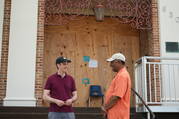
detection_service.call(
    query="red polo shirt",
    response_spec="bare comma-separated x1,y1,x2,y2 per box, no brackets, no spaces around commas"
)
44,73,76,112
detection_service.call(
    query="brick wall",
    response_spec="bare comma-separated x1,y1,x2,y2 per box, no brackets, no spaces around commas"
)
151,0,161,102
139,30,151,56
150,0,160,56
35,0,45,106
140,0,160,57
0,0,11,105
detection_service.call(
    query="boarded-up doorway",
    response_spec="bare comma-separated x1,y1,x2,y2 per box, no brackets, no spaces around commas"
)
44,16,140,107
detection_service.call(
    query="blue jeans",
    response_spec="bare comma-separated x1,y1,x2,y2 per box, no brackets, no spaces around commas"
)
48,112,75,119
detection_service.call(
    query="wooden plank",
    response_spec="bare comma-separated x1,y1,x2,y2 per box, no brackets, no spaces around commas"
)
44,16,140,107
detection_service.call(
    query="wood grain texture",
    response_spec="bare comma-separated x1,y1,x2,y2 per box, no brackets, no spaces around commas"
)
44,16,140,107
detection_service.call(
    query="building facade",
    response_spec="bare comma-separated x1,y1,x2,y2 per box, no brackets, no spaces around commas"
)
0,0,178,111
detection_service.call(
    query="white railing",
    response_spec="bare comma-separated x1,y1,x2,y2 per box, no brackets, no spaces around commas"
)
135,56,179,112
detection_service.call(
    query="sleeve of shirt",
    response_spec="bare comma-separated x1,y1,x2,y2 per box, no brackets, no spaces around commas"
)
112,75,128,98
71,78,77,92
44,78,51,90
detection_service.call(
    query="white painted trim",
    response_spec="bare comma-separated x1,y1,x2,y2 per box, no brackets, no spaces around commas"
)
3,97,36,107
0,0,5,65
137,105,179,112
149,106,179,112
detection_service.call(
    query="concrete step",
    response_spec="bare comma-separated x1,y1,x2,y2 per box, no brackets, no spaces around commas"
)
155,113,179,119
0,107,146,119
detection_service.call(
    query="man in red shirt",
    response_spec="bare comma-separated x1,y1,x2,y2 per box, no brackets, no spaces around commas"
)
102,53,131,119
43,57,77,119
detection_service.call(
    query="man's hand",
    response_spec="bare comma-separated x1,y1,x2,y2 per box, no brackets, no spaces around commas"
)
54,99,65,107
101,106,107,119
65,99,73,106
101,106,107,113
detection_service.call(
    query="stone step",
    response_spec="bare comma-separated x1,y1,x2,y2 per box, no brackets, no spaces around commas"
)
1,106,179,119
0,107,146,119
0,112,146,119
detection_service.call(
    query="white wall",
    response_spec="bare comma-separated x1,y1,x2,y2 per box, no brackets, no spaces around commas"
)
0,0,5,65
3,0,39,106
159,0,179,57
158,0,179,104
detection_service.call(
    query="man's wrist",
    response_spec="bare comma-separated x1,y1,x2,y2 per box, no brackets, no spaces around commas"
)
102,105,107,112
104,104,109,111
71,98,75,103
52,98,58,103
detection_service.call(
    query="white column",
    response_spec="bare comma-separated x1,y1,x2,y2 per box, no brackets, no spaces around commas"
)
0,0,5,64
3,0,39,106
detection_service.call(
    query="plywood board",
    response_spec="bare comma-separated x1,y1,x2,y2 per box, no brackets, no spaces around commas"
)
44,16,140,107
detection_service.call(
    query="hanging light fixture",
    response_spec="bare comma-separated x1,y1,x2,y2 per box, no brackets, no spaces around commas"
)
93,4,104,22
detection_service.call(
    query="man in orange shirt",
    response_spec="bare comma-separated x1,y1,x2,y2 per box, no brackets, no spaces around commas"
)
102,53,131,119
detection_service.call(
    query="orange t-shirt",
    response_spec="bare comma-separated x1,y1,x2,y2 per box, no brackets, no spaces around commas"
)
105,67,131,119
